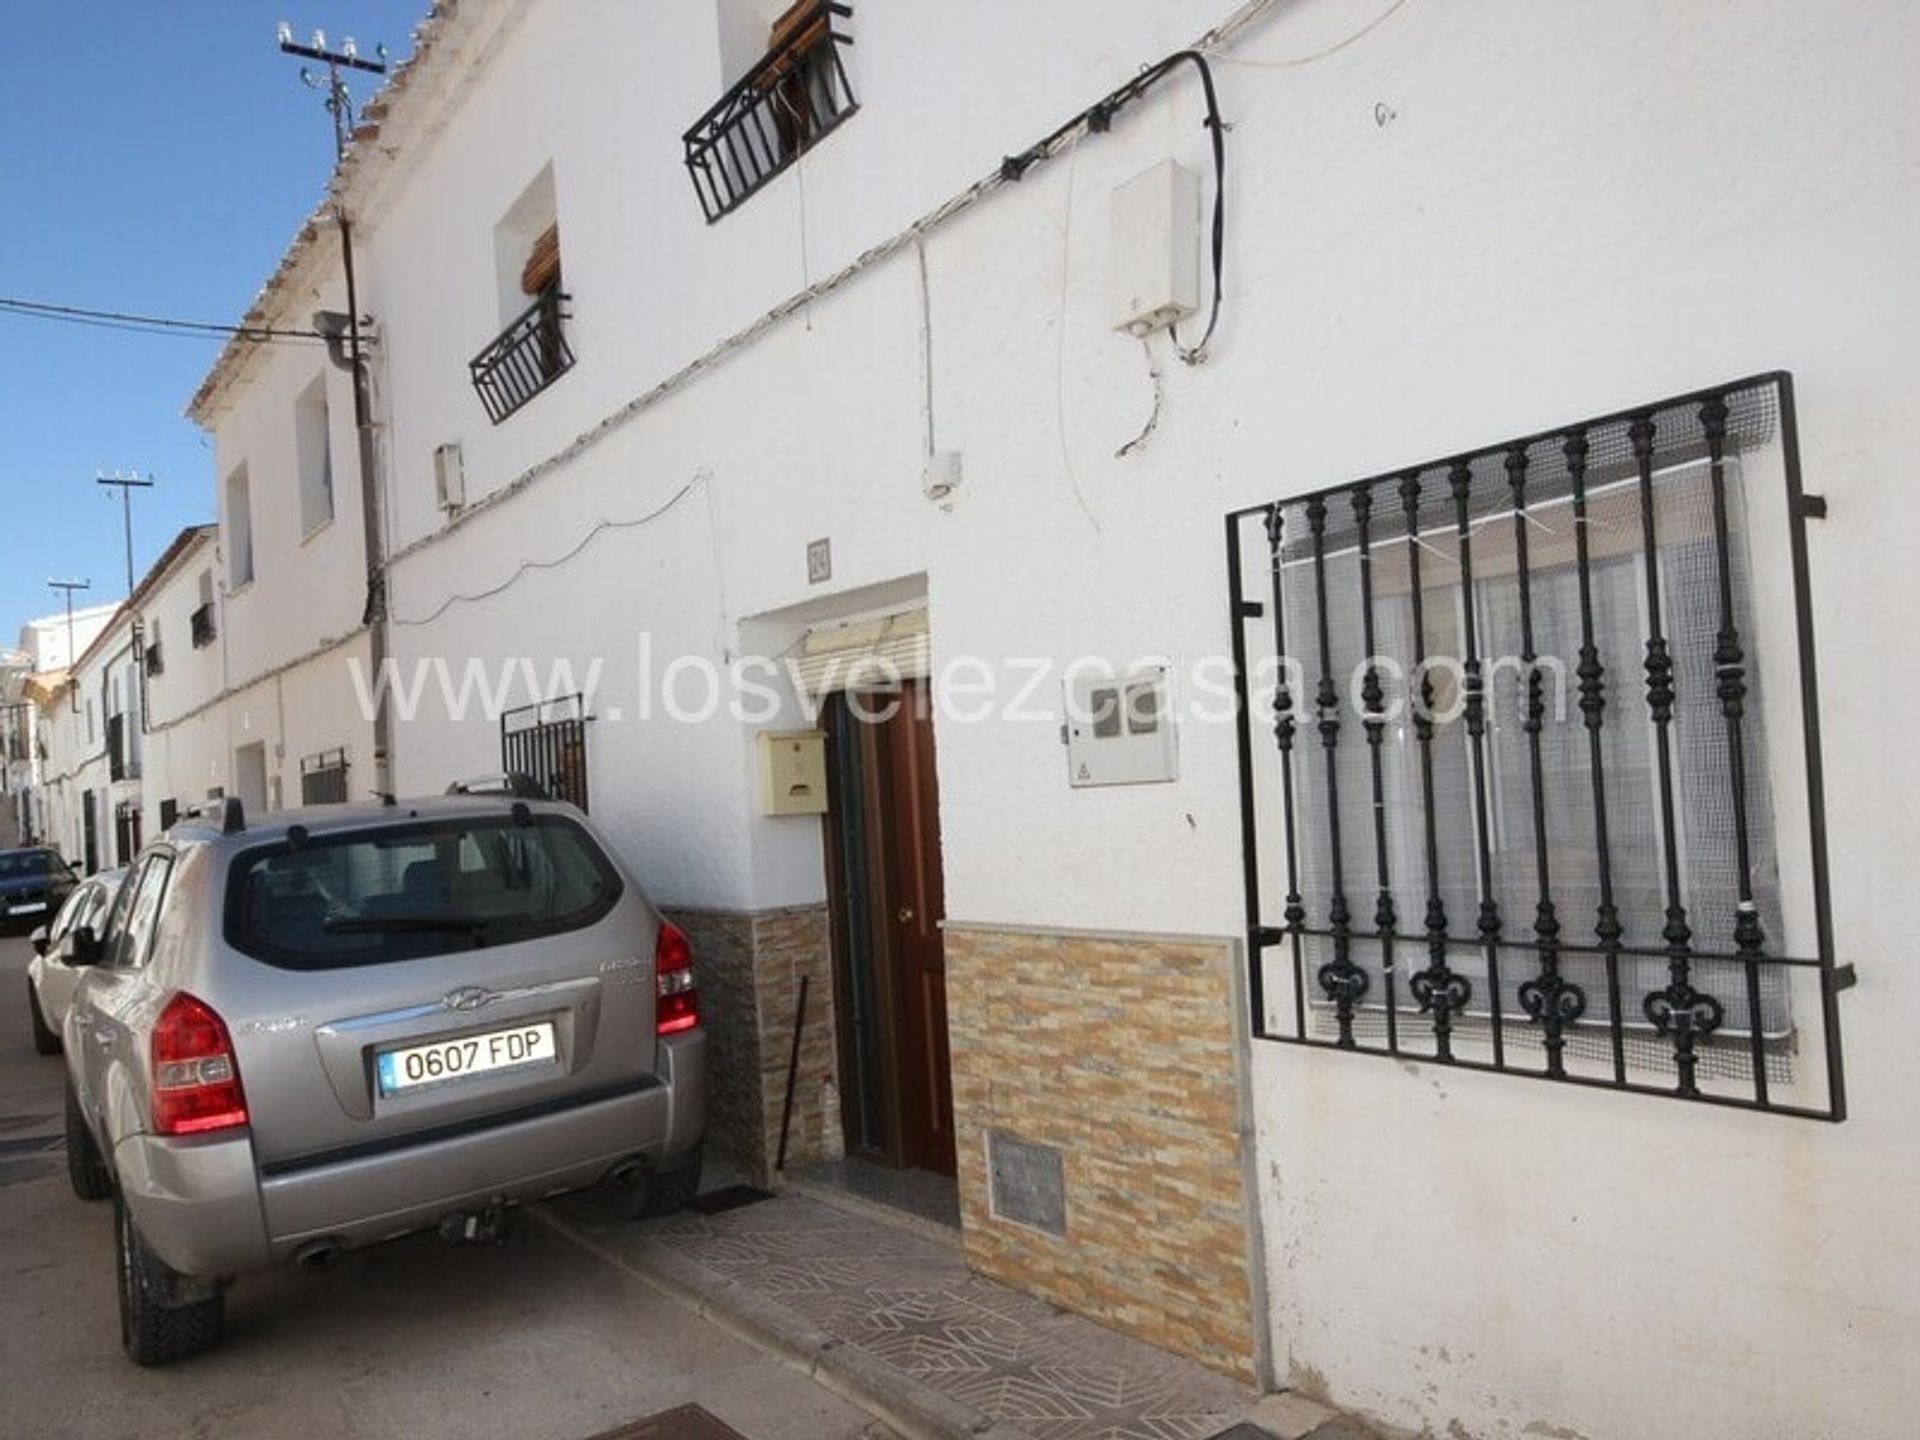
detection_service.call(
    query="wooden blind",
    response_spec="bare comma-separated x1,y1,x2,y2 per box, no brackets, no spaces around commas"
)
520,224,561,296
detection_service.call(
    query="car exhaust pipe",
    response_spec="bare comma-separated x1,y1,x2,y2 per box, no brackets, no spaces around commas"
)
438,1201,510,1246
294,1239,339,1270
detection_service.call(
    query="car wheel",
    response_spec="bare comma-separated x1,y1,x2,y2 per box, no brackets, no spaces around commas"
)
28,982,61,1056
65,1082,114,1201
615,1144,704,1220
115,1194,224,1365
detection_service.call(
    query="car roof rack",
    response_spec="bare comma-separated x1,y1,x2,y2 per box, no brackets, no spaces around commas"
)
444,772,549,800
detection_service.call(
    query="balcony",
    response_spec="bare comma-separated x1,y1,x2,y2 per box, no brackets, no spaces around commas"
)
469,285,574,424
190,602,217,649
683,1,856,223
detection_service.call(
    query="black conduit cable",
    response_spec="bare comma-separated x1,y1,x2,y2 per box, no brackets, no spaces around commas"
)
999,49,1228,366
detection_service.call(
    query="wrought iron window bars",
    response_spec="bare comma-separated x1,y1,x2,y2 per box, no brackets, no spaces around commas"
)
469,284,575,425
299,748,350,805
501,693,590,812
683,2,857,223
189,602,217,649
1226,373,1848,1120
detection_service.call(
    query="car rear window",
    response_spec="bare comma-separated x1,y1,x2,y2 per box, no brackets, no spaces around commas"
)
224,814,624,969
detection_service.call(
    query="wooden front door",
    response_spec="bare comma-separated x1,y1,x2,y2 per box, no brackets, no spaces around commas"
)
823,680,956,1176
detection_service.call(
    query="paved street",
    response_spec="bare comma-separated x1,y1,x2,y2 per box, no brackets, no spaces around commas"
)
0,936,891,1440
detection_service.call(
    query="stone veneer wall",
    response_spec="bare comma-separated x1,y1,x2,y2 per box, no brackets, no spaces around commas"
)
669,904,836,1185
944,925,1262,1384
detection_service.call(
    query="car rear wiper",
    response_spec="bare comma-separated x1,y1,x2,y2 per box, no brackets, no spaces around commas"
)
323,915,491,943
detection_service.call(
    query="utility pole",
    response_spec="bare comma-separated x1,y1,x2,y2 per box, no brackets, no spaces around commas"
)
48,578,91,721
98,469,156,733
96,470,154,597
277,22,394,798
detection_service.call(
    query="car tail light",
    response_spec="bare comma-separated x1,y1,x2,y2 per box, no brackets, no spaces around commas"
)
151,992,249,1136
655,920,698,1035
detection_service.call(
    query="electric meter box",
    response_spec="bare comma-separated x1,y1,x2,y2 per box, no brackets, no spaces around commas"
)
1110,161,1201,337
1063,665,1178,787
757,729,829,815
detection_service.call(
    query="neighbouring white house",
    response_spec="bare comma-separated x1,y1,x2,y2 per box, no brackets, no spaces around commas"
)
17,600,123,854
148,2,1920,1437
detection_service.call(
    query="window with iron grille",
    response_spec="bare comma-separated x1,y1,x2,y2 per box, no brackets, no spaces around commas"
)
1226,373,1848,1120
299,748,350,805
501,694,590,811
144,623,164,676
190,601,217,649
685,1,856,223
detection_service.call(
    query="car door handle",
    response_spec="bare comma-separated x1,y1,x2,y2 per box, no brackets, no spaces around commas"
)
92,1030,114,1050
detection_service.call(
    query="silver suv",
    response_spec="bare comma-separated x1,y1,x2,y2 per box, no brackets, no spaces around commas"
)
61,792,705,1364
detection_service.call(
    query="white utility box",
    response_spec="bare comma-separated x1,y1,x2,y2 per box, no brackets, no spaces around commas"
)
1110,161,1201,337
757,729,829,815
1064,665,1178,787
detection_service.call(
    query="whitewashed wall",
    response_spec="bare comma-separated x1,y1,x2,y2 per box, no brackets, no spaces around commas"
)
192,1,1920,1436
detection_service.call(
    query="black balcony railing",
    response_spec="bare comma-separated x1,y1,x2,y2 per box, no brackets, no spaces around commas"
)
469,285,574,424
190,603,217,649
300,748,350,805
1225,372,1850,1121
683,1,856,223
501,694,590,811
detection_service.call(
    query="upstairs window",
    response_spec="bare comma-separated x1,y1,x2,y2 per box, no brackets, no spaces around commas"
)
144,620,164,676
686,1,857,222
470,165,573,424
191,571,218,649
225,464,254,588
295,374,335,536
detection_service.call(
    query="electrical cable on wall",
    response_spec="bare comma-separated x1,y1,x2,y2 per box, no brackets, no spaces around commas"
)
391,475,703,627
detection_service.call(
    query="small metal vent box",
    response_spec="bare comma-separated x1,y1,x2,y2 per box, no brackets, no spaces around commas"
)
1110,160,1201,337
1064,665,1178,786
757,729,829,815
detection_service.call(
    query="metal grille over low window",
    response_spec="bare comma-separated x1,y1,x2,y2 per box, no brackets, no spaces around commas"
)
468,285,574,424
683,1,856,223
299,748,350,805
1225,373,1849,1119
501,694,590,811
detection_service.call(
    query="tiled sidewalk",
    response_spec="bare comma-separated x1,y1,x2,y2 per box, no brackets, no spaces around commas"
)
539,1187,1366,1440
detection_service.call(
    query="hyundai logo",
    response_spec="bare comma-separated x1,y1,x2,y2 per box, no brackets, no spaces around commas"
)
442,986,500,1013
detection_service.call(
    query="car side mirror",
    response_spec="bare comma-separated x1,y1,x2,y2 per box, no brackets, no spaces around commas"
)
29,926,49,958
69,925,102,967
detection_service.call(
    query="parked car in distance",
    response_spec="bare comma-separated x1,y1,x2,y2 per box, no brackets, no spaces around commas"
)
26,867,128,1055
0,847,80,932
62,791,705,1365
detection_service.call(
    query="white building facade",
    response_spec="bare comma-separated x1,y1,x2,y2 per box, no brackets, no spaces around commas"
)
174,3,1919,1438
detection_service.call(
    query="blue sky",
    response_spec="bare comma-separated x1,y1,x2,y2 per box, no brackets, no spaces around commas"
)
0,0,426,644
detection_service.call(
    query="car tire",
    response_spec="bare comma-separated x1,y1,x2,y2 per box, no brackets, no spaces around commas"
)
65,1082,114,1201
115,1194,224,1366
616,1144,703,1220
28,982,61,1056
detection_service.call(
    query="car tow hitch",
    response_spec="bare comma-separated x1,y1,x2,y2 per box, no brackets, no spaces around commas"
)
439,1200,510,1246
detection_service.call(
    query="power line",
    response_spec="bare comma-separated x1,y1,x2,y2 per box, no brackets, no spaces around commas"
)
0,296,327,344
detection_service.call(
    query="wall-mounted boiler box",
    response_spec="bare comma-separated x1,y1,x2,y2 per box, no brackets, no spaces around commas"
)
1110,161,1201,338
1064,665,1178,787
757,729,829,815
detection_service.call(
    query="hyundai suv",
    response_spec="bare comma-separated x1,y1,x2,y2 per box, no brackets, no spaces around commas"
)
61,792,705,1364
